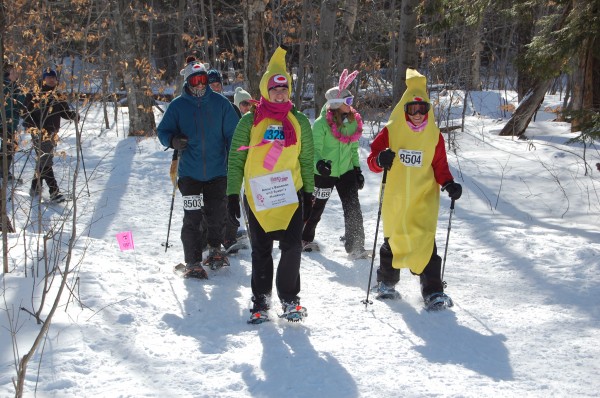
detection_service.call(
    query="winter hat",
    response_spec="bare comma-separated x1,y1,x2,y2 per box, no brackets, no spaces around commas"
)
207,69,222,84
259,47,292,99
42,68,58,79
325,69,358,110
180,56,208,83
234,87,252,107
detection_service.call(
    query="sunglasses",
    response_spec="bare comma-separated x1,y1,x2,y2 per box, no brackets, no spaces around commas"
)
404,101,430,116
188,73,208,87
239,101,250,107
328,96,354,106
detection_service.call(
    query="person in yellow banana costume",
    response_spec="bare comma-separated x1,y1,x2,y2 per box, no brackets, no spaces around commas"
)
367,69,462,308
226,47,314,323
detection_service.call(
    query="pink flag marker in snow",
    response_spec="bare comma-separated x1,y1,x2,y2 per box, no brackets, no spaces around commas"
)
116,231,135,251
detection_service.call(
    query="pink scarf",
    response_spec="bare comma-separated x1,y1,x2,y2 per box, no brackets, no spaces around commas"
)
253,97,297,147
326,108,363,143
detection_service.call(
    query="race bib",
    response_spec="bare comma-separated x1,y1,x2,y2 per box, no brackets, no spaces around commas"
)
263,125,284,141
398,149,423,167
249,170,297,211
183,194,204,210
313,187,332,200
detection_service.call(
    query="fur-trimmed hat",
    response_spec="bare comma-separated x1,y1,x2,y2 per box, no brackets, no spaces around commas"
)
207,69,222,84
180,56,208,83
234,87,252,107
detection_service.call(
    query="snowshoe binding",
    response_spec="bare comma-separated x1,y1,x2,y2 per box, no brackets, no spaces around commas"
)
424,292,454,311
372,281,401,300
203,246,230,270
247,295,271,324
279,300,307,322
174,262,208,279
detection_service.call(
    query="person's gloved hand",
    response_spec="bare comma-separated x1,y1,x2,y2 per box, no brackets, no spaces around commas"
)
355,167,365,190
442,181,462,200
227,194,241,226
316,160,332,177
302,192,313,222
171,135,188,151
377,148,395,170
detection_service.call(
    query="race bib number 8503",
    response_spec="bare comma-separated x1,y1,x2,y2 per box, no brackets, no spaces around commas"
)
398,149,423,167
183,194,204,210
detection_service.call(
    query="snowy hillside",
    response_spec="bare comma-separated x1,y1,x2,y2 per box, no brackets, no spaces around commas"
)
1,92,599,397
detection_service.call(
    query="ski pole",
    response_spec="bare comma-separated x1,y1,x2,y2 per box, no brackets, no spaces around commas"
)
362,168,388,307
163,150,179,252
441,198,455,287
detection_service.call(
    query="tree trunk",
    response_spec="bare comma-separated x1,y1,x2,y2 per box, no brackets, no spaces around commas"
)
338,0,358,69
314,0,338,112
243,0,267,99
114,0,156,136
570,36,595,132
293,0,311,108
499,79,552,137
393,0,418,102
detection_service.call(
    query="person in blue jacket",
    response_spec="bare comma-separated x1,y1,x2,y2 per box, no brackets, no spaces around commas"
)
158,56,239,278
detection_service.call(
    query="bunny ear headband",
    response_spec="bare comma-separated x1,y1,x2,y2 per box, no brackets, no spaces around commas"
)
337,69,359,97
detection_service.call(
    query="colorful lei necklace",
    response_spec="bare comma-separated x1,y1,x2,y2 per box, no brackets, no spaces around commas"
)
326,108,363,143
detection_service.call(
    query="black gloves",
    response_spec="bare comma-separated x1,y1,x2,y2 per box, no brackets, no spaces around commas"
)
171,135,188,151
355,167,365,190
316,159,332,177
377,148,395,170
227,194,241,226
302,192,313,222
442,181,462,200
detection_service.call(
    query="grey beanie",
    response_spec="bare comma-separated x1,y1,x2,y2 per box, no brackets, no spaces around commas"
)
234,87,252,107
325,87,353,110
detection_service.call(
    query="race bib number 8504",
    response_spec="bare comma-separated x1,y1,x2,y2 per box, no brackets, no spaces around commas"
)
398,149,423,167
183,194,204,210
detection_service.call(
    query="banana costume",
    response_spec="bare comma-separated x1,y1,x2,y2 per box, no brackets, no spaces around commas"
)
242,48,306,232
383,69,440,273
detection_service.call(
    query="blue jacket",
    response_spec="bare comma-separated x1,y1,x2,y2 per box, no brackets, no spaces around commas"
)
158,85,240,182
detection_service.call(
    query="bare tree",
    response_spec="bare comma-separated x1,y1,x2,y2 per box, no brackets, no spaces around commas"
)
393,0,418,102
243,0,268,99
113,0,157,136
314,0,338,112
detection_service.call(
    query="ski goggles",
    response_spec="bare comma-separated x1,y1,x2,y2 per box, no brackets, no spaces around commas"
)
188,73,208,87
404,101,430,116
328,96,354,106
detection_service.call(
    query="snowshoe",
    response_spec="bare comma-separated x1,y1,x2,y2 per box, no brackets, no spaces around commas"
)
247,295,271,324
224,239,249,254
348,248,370,260
424,292,454,311
372,281,401,300
174,262,208,279
203,246,230,270
49,192,68,203
302,241,320,252
279,300,307,322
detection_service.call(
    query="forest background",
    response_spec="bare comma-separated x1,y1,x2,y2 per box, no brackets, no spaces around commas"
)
0,1,599,396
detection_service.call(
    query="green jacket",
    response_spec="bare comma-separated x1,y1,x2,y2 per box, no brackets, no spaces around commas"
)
2,79,25,133
312,106,360,177
227,107,314,196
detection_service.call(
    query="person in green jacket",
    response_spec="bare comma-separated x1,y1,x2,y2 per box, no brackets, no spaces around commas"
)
1,61,25,182
302,69,368,259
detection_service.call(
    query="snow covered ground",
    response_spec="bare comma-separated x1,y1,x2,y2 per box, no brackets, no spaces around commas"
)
1,92,599,397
